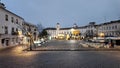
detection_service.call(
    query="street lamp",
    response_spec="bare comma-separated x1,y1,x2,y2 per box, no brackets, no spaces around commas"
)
99,32,105,37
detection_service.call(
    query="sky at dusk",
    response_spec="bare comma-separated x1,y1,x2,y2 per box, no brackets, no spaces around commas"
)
1,0,120,28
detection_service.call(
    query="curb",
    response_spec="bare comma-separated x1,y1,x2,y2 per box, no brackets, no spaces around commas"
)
27,48,120,51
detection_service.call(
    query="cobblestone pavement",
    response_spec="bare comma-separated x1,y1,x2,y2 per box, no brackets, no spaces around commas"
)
0,40,120,68
33,40,120,51
33,40,83,50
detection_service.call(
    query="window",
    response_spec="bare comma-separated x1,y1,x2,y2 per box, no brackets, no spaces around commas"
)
103,27,105,30
16,19,18,24
106,27,108,30
11,27,14,34
16,28,18,32
109,26,111,30
1,39,5,46
5,14,8,21
12,27,14,32
34,29,36,31
115,25,117,29
11,17,14,23
28,28,31,32
5,26,8,34
112,26,114,29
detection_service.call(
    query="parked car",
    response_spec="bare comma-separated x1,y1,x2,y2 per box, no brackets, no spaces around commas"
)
34,40,42,46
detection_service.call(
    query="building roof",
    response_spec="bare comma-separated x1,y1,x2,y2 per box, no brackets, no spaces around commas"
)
99,20,120,26
60,27,72,30
0,2,24,20
46,20,120,30
45,28,56,30
24,21,37,28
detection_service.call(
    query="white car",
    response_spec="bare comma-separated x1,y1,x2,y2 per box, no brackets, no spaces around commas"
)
34,40,42,46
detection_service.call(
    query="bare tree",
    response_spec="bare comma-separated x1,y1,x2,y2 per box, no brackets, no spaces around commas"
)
37,23,44,32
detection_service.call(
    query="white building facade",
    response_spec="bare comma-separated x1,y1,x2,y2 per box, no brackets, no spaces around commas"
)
0,2,39,48
98,20,120,37
0,2,24,47
46,23,79,39
23,22,39,42
78,26,87,39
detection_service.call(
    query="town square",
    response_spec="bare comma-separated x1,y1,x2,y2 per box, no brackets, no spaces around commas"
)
0,0,120,68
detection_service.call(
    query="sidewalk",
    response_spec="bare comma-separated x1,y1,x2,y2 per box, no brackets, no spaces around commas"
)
0,44,28,52
0,45,15,51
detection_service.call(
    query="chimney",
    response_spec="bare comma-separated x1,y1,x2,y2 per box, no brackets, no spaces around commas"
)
0,2,6,9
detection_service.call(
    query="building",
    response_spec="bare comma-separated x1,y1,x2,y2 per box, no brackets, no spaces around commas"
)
46,23,80,39
98,20,120,37
0,2,39,48
85,22,98,38
0,2,24,47
46,23,71,39
23,22,39,42
77,26,87,39
46,22,98,40
45,20,120,40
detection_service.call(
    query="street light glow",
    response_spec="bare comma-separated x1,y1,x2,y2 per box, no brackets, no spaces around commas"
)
99,32,105,37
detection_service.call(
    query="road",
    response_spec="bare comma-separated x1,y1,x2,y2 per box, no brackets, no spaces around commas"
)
0,40,120,68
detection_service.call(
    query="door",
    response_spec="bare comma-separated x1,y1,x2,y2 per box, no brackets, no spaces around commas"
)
6,40,9,46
